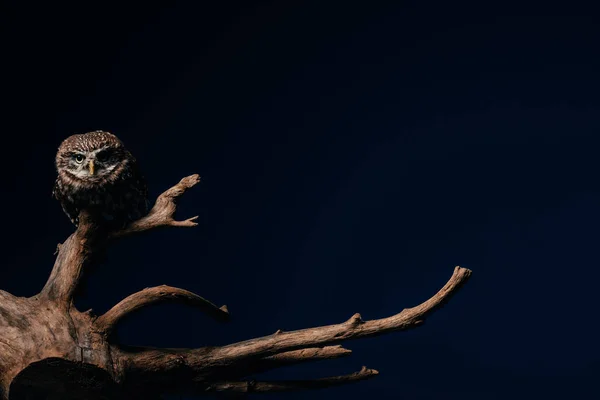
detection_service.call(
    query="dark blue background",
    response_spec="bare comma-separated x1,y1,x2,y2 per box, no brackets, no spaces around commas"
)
2,2,599,399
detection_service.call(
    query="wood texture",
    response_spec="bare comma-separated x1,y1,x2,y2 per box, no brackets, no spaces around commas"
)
0,173,472,399
201,366,379,394
94,285,229,335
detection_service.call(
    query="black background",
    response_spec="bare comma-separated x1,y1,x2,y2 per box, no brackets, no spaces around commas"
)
2,2,599,399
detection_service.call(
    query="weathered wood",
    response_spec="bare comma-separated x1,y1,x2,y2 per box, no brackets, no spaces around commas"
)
111,266,470,392
201,366,379,394
111,174,201,238
94,285,229,336
9,358,124,400
0,173,472,399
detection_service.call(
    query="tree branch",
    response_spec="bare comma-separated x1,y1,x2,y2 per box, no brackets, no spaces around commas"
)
117,267,471,383
38,211,101,303
112,174,201,238
224,345,353,379
0,290,15,303
0,291,15,319
203,266,471,367
258,345,352,370
38,175,201,305
201,366,378,394
94,285,229,335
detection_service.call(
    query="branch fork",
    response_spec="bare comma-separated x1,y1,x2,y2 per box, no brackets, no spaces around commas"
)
113,174,201,238
0,173,472,399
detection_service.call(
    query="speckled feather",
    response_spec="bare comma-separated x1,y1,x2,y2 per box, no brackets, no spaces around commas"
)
53,131,148,227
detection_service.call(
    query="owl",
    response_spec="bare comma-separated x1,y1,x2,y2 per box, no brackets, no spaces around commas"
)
52,130,148,228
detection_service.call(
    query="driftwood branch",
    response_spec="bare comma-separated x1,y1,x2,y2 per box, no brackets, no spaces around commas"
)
0,170,472,399
38,211,101,303
38,175,201,305
254,345,353,371
113,266,470,394
113,174,201,238
202,366,379,394
207,266,471,364
216,345,353,381
94,285,229,336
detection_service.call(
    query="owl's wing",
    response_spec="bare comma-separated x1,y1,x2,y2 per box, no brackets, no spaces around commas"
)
53,178,80,225
127,160,150,222
51,178,59,199
135,173,150,218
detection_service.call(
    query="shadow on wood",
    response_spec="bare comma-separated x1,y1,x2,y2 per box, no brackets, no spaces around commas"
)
9,358,123,400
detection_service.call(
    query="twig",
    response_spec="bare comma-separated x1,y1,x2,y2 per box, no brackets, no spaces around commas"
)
112,174,201,238
202,366,378,393
260,345,352,368
95,285,229,335
226,345,353,379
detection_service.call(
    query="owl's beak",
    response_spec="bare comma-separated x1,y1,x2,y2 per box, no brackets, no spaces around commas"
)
88,160,95,176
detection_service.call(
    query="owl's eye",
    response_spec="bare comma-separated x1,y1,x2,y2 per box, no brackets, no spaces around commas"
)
74,154,85,163
96,151,109,163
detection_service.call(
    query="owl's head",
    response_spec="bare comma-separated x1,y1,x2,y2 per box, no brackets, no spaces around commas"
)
56,131,130,186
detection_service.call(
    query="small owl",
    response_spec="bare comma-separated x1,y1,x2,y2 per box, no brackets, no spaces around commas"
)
53,130,148,228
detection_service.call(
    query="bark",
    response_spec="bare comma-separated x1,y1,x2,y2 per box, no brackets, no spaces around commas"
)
0,173,472,399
